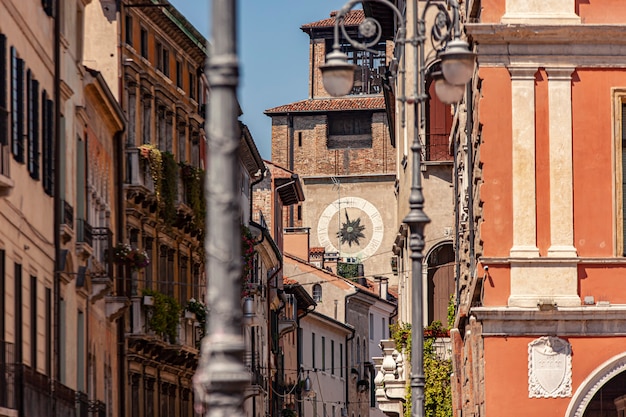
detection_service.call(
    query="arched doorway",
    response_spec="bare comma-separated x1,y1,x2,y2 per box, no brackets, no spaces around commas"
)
426,242,454,326
566,353,626,417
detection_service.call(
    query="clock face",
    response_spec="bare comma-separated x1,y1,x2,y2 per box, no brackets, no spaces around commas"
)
317,197,384,260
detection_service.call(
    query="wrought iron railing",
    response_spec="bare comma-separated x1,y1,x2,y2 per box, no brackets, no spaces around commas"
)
0,340,15,409
62,200,74,229
425,133,453,162
91,227,113,276
76,391,89,417
76,219,93,247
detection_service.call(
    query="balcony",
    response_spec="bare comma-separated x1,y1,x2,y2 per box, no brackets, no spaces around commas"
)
76,219,93,260
278,293,297,337
127,295,199,370
373,340,406,417
125,148,157,210
60,200,74,243
90,228,113,301
244,352,265,398
425,133,453,162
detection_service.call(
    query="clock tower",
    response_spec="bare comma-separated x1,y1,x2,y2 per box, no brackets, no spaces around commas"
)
265,10,397,281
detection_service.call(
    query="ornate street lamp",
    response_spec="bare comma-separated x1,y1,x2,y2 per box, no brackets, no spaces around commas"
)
321,2,475,417
194,1,249,417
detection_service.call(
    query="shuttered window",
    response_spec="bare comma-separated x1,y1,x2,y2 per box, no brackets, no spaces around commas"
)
11,47,25,163
0,35,7,146
42,90,54,196
27,72,40,179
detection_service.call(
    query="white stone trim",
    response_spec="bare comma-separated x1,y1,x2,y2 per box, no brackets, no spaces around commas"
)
546,67,577,257
472,306,626,336
501,0,580,25
509,67,540,258
508,258,580,307
565,352,626,417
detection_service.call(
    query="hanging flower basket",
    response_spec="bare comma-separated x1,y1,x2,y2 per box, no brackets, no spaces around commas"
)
241,225,256,298
114,243,150,270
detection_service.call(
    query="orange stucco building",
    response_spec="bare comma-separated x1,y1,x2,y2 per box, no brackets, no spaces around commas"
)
454,1,626,416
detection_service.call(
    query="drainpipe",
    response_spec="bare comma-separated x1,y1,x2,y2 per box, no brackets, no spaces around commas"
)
53,0,61,412
114,128,126,417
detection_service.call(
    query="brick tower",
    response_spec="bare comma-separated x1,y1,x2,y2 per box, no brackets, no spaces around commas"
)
266,10,397,281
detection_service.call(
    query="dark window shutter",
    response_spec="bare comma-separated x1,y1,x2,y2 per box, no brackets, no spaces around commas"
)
42,90,54,195
31,78,39,179
0,34,7,146
42,0,54,17
14,56,24,163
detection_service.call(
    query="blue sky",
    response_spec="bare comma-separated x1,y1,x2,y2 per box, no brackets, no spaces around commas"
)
168,0,343,159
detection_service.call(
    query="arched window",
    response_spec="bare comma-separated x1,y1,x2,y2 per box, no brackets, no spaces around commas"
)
312,284,322,302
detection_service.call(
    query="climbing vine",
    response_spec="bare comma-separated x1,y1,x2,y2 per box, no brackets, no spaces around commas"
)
160,152,178,225
142,289,181,344
390,316,453,417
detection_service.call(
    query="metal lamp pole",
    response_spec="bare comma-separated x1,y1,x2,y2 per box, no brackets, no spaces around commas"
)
194,1,249,416
320,1,475,417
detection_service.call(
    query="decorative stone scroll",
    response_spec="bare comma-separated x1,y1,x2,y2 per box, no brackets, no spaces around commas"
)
528,336,572,398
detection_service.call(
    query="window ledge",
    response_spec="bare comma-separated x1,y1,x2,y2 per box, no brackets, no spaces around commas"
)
0,174,14,197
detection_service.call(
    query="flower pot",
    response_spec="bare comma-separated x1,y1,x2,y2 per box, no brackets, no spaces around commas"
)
143,295,155,306
185,310,196,320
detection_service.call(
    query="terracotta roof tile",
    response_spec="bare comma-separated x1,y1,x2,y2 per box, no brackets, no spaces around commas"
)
309,247,325,254
283,277,298,286
301,10,364,30
265,97,385,114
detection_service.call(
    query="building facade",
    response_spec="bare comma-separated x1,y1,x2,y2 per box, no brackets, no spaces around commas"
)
453,0,626,416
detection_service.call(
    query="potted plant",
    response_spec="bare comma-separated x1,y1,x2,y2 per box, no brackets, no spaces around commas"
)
114,243,150,271
142,289,181,343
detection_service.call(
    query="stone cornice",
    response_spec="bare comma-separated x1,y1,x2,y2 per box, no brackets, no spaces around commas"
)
467,24,626,67
471,306,626,336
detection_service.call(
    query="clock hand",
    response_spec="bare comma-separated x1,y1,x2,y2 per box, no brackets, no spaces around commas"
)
344,209,350,224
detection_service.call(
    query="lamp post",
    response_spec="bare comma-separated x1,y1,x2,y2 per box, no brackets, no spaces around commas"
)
194,1,249,417
321,2,475,417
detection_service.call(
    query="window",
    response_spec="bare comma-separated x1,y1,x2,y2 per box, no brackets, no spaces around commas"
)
0,34,7,147
188,69,196,100
297,205,302,221
14,264,22,364
176,60,183,88
312,283,322,302
125,14,133,47
382,317,386,339
161,48,170,77
27,73,39,179
77,310,85,391
425,79,453,161
42,90,54,195
340,343,343,377
45,288,51,375
140,27,148,58
30,275,37,368
369,314,374,340
356,337,360,364
11,47,24,163
327,112,372,149
298,132,302,147
322,336,326,372
155,41,170,77
312,332,316,368
331,340,335,375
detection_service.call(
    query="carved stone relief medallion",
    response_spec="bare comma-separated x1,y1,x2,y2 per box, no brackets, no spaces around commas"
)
528,336,572,398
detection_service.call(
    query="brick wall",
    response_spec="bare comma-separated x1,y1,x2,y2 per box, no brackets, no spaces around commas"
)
271,112,396,177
